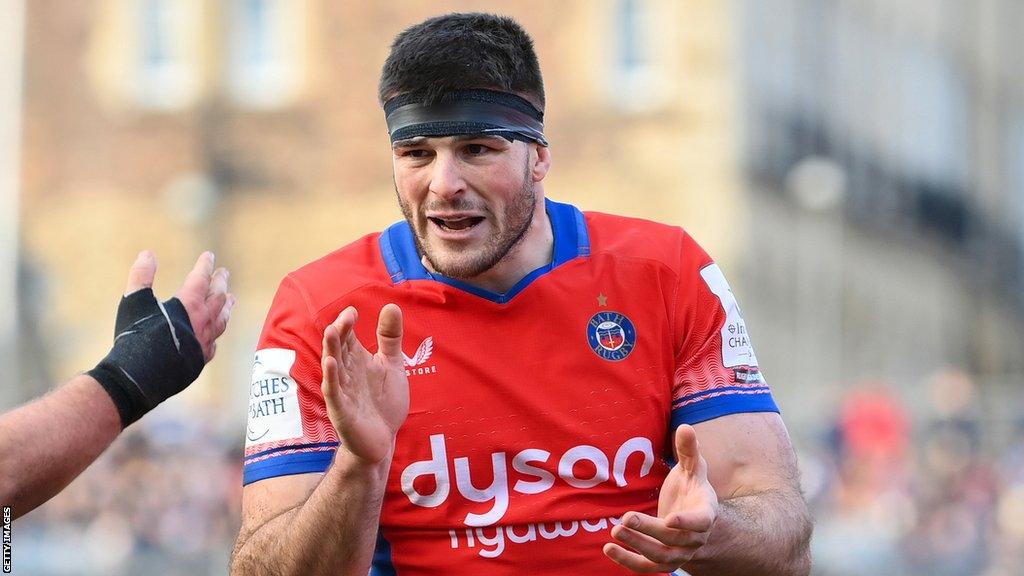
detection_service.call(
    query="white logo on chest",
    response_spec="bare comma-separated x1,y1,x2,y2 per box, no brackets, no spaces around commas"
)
403,337,437,376
400,435,655,526
403,337,433,367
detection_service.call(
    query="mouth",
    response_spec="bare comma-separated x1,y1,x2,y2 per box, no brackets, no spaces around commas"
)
427,216,486,232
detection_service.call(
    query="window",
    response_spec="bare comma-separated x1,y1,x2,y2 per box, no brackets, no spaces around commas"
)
608,0,670,112
896,48,968,187
226,0,306,109
135,0,201,110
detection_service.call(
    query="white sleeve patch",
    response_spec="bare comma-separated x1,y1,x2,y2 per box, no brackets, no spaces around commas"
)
245,348,303,448
699,264,759,368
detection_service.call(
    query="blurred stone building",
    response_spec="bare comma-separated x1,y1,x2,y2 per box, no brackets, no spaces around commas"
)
735,0,1024,429
13,0,746,420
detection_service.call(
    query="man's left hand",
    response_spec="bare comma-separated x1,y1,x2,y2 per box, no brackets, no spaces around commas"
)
604,424,720,573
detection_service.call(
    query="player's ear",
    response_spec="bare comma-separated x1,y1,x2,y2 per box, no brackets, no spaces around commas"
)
531,144,551,182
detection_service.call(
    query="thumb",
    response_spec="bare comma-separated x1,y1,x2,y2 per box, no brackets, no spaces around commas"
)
674,424,701,475
125,250,157,295
376,303,404,361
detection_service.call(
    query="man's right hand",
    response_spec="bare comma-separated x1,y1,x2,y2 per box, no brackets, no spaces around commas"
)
232,304,406,576
89,251,234,428
321,304,409,465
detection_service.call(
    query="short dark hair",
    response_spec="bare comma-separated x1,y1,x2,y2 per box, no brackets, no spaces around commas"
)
378,13,545,111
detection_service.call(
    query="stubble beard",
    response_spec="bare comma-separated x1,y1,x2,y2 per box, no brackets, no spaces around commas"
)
397,159,536,280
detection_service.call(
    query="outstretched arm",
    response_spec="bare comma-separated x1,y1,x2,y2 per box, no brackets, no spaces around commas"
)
0,251,233,519
0,374,121,519
605,412,812,575
231,304,409,576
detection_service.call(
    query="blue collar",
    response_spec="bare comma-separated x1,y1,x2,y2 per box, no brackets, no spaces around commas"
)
378,198,590,304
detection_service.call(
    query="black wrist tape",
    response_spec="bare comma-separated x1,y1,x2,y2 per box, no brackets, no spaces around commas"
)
88,289,205,428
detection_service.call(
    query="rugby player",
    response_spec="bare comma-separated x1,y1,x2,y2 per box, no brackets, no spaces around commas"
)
232,13,811,575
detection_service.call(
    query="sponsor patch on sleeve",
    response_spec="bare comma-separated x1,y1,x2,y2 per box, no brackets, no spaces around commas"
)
699,263,759,368
245,348,303,448
733,367,764,384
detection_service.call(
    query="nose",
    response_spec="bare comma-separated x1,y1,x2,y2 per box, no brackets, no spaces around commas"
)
428,151,465,201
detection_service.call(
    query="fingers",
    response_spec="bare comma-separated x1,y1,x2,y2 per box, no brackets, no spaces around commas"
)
322,355,341,400
203,266,230,328
208,266,229,301
339,307,370,362
321,325,345,407
324,307,361,378
619,512,705,548
375,304,403,362
607,513,705,573
160,252,232,362
602,542,679,573
322,308,359,432
335,307,359,349
124,250,157,295
321,323,351,438
178,251,216,302
663,509,715,532
611,524,679,559
212,294,235,341
205,291,228,323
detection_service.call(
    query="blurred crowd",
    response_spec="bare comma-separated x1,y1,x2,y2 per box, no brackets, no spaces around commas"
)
12,410,243,576
809,371,1024,576
12,370,1024,575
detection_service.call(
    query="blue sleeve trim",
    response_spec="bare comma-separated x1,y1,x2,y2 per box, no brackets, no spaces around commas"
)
671,392,780,427
672,385,773,408
244,441,340,462
243,450,336,485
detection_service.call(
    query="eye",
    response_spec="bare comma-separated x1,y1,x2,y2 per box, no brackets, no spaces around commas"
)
403,149,431,159
465,143,491,155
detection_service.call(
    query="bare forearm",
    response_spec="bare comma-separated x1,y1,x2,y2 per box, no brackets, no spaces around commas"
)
684,488,812,576
231,450,390,576
0,375,121,518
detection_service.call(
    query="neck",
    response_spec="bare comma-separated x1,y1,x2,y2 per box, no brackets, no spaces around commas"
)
423,192,553,294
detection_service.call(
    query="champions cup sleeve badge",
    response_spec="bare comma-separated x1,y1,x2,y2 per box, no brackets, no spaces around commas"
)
586,311,637,362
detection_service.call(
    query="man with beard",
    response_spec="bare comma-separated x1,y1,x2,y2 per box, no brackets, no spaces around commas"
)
231,13,811,576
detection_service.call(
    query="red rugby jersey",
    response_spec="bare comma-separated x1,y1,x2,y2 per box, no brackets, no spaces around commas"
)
242,199,777,575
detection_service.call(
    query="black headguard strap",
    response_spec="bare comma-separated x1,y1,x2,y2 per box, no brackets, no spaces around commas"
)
384,89,548,146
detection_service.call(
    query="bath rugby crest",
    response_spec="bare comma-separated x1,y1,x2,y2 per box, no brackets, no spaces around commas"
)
242,199,779,576
587,311,637,361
